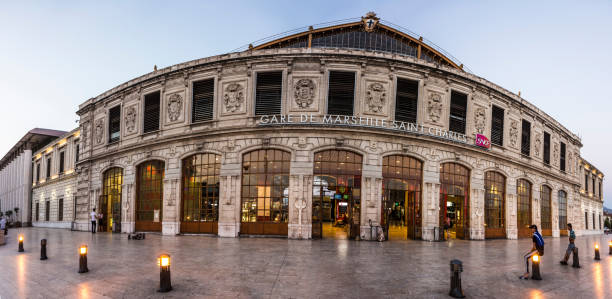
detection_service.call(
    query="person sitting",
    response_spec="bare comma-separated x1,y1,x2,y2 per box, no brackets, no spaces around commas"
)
520,224,545,279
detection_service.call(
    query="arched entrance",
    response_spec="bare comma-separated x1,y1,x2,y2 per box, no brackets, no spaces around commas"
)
181,153,221,234
135,160,165,232
517,179,532,238
100,167,122,232
439,163,470,239
540,185,552,236
484,171,506,239
382,155,422,240
240,149,290,236
312,150,362,239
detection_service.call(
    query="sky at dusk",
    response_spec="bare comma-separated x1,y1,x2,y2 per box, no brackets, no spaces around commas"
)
1,1,611,206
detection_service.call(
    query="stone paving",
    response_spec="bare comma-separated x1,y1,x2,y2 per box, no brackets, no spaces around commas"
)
0,228,611,298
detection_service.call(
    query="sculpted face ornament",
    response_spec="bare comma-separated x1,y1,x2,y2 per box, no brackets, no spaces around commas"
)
427,93,443,123
167,93,183,122
94,119,104,144
223,83,244,113
125,106,136,133
366,82,386,113
474,107,486,134
294,79,315,109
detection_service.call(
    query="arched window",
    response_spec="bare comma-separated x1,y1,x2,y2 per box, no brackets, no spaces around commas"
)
382,155,422,240
136,160,165,232
517,179,532,238
241,149,290,235
484,171,505,238
558,190,567,232
440,163,470,239
540,185,552,236
101,167,122,232
181,153,221,234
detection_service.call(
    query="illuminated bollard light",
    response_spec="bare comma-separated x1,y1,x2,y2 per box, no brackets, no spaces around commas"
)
448,259,465,298
609,241,612,255
40,239,48,260
157,254,172,292
571,247,580,268
531,255,542,280
594,244,600,260
78,245,89,273
18,235,24,252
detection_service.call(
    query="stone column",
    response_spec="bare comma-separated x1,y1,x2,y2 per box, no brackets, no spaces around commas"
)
360,163,382,240
551,188,560,237
470,169,485,240
533,185,541,231
422,160,440,241
218,162,241,237
506,179,518,239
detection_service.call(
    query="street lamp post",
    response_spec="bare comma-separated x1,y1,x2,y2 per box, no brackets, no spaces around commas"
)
18,235,24,252
78,245,89,273
157,254,172,292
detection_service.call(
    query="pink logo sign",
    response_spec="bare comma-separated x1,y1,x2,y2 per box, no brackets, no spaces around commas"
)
475,134,490,149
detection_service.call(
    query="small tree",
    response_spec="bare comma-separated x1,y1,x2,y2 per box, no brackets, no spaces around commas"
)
605,217,611,229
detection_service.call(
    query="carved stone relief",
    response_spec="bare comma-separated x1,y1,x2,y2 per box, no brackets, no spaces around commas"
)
509,120,519,148
553,143,559,166
365,82,386,114
223,82,245,113
94,118,104,144
474,106,486,134
167,93,183,122
534,133,542,157
293,78,315,109
124,106,137,133
426,92,443,123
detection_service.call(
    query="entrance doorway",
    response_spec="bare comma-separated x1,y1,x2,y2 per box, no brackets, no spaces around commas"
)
312,150,362,239
439,163,470,240
181,153,221,234
135,160,165,232
100,167,122,232
382,155,422,240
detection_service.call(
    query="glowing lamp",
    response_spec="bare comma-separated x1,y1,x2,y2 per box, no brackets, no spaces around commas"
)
18,235,24,252
532,255,539,262
531,254,542,280
594,243,601,260
78,244,89,273
80,245,87,255
609,241,612,255
158,254,172,292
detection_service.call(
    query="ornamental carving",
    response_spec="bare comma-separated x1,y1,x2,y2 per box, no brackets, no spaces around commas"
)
167,93,183,122
223,83,244,113
366,82,386,113
567,151,573,173
94,119,104,144
553,143,559,165
426,93,443,123
509,120,519,148
534,133,542,157
125,106,136,133
294,79,315,109
474,106,486,134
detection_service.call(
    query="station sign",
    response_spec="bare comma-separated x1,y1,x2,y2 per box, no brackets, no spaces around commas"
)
475,134,491,149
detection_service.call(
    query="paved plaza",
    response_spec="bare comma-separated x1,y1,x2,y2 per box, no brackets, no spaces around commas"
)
0,228,610,298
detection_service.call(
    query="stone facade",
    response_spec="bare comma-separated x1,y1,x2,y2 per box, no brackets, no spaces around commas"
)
71,46,604,240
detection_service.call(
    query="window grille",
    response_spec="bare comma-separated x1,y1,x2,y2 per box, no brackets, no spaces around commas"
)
108,106,121,142
327,71,355,115
449,91,467,134
560,142,566,171
395,78,418,123
491,106,504,146
543,132,550,164
192,79,215,122
521,120,531,156
143,91,160,133
255,71,283,115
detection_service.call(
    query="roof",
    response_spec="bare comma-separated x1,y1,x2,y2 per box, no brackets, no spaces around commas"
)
235,12,469,73
0,128,67,171
32,127,80,157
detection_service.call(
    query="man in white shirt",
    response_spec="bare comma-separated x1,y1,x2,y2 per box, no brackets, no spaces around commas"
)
0,216,6,235
90,209,97,234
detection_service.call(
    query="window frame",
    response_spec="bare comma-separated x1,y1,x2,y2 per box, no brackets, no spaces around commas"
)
254,70,284,116
490,105,504,146
142,90,161,134
108,105,122,143
326,70,356,116
191,77,216,123
448,90,468,135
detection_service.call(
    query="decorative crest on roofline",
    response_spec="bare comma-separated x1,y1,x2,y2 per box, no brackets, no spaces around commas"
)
362,12,379,32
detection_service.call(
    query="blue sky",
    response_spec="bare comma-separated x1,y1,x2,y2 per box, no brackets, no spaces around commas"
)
1,1,611,206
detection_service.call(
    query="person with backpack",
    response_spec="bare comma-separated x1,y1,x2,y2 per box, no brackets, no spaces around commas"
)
559,223,576,265
520,224,545,279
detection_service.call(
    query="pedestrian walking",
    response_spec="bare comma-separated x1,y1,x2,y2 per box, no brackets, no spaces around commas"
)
519,224,545,279
0,216,6,235
90,208,97,234
559,223,576,265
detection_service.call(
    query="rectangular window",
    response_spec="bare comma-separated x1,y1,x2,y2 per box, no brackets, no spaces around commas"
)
593,213,595,230
585,174,588,191
560,142,566,171
75,143,80,163
58,197,64,221
449,91,468,134
599,214,602,230
394,78,419,123
327,71,355,115
543,132,550,165
46,157,51,178
521,120,531,156
255,71,283,116
36,163,40,182
108,105,121,142
585,212,588,229
599,181,602,198
45,200,50,221
491,105,504,146
36,202,39,221
592,178,595,194
59,151,65,174
143,91,161,133
192,78,215,122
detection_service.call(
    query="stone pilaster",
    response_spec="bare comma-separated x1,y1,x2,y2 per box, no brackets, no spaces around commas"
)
218,162,241,237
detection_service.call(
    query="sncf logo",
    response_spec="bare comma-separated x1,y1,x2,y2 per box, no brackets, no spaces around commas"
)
475,134,491,149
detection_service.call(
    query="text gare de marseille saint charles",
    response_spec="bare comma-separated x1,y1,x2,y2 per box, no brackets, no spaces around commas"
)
258,114,471,144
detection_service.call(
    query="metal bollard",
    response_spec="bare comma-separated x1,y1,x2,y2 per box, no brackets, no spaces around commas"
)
158,254,172,292
18,235,24,252
40,239,48,260
449,259,465,298
78,245,89,273
594,244,600,260
571,247,580,268
609,241,612,255
531,255,542,280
